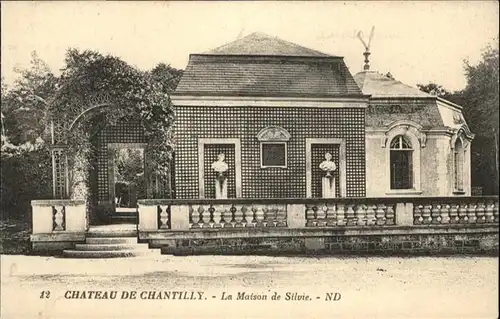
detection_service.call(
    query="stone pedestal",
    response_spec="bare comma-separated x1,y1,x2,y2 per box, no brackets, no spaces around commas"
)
322,176,336,198
215,178,228,199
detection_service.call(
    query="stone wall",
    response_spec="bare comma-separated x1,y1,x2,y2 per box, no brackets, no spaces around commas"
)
153,232,498,256
365,131,472,196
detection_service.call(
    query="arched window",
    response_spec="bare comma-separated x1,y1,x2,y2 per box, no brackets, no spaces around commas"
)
390,135,413,189
454,138,465,192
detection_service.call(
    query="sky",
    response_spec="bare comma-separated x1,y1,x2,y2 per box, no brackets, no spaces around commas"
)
1,1,498,91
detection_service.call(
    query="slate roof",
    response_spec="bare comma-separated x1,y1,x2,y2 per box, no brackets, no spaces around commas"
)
354,71,431,98
175,33,362,97
354,71,445,127
205,32,333,57
365,102,445,127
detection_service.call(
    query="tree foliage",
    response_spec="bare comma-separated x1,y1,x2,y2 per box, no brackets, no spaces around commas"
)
418,40,499,194
1,52,55,219
461,43,499,137
416,82,452,99
1,52,57,145
461,42,499,194
1,49,179,219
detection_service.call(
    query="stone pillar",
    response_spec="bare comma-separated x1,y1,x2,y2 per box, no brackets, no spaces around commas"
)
287,204,306,228
138,203,158,231
322,176,336,198
170,205,190,230
396,202,414,226
31,202,54,234
215,178,228,199
31,199,86,234
65,201,87,232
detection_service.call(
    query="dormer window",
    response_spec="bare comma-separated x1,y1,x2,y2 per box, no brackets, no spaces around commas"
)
256,126,291,169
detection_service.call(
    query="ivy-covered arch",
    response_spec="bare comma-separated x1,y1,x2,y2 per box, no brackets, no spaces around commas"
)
47,51,175,207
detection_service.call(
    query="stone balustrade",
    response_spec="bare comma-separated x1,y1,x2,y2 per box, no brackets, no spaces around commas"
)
31,199,87,234
413,198,499,225
305,202,396,227
137,196,499,232
31,199,87,251
189,204,287,229
30,196,499,254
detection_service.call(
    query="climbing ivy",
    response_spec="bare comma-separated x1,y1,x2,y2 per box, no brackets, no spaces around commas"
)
48,49,175,199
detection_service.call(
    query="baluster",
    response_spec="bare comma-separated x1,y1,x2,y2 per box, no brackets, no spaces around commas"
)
467,203,477,224
422,204,432,225
212,205,222,228
201,205,211,228
262,206,269,227
312,205,319,227
326,204,337,226
439,204,450,224
224,205,235,228
431,204,441,224
375,204,387,225
247,205,257,227
386,204,395,225
458,203,468,224
276,205,287,227
234,205,244,227
449,204,459,224
254,205,265,227
366,204,376,226
305,205,315,227
346,204,355,226
355,204,366,226
208,205,219,228
52,205,65,231
268,205,279,227
241,205,249,227
336,204,346,226
484,201,494,223
316,204,327,227
189,205,197,228
413,204,423,225
159,205,170,229
476,202,486,223
494,202,499,223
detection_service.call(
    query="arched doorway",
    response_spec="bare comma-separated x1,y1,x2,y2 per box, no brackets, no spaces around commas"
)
49,98,174,225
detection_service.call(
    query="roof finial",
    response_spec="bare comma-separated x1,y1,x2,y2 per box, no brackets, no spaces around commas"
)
357,26,375,71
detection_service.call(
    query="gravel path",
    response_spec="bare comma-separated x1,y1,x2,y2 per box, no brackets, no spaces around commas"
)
1,255,498,318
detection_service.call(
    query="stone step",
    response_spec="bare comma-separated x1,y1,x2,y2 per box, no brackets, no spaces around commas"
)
86,237,138,245
75,243,150,251
110,217,138,225
87,229,137,238
63,249,160,258
87,224,137,238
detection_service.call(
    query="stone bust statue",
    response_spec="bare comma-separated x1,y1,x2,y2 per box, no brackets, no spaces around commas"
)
319,152,336,177
211,153,229,179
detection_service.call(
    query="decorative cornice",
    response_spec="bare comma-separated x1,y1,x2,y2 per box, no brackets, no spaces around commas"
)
257,126,291,141
170,95,369,108
451,125,475,149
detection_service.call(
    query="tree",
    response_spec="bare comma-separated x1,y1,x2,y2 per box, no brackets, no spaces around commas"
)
1,53,55,220
1,51,58,145
1,49,182,220
417,82,454,99
149,62,183,93
461,42,499,194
